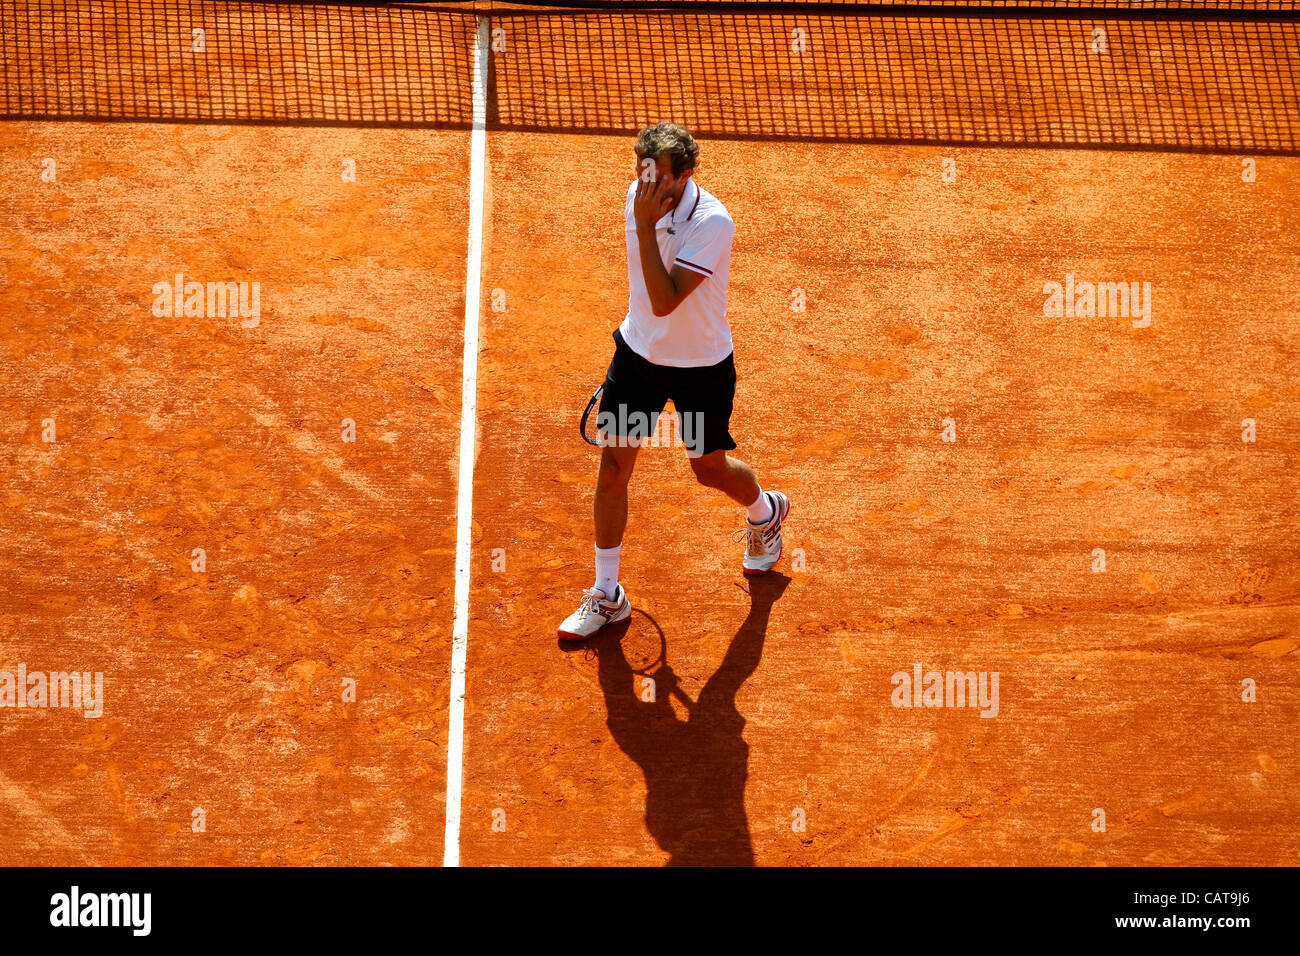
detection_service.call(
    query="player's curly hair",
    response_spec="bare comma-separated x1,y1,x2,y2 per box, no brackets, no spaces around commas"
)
634,123,699,176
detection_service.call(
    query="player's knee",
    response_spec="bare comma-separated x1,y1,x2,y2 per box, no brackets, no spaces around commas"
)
690,457,727,489
597,452,634,492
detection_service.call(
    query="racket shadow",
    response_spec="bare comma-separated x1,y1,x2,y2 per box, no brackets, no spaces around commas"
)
589,572,792,866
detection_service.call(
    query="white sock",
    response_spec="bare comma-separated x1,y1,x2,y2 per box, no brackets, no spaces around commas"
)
746,489,773,525
594,544,621,599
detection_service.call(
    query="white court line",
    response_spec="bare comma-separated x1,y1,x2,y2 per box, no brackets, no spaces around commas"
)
443,14,489,868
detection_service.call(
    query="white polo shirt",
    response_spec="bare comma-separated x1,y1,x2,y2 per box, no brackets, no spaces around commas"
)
618,177,735,368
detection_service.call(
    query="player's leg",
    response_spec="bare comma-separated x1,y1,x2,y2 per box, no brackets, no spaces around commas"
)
559,445,642,642
593,441,639,582
689,451,790,576
557,443,639,642
557,333,665,641
688,449,758,507
674,353,790,576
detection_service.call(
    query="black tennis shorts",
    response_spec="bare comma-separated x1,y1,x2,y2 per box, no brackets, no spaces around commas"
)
597,328,737,458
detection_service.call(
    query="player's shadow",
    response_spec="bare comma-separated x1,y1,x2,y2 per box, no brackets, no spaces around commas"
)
591,572,791,866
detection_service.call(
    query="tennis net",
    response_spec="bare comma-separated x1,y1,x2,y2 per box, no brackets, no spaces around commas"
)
1,1,1297,153
490,1,1298,8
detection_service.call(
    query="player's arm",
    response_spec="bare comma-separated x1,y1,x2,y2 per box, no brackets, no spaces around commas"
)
632,176,708,316
637,242,707,316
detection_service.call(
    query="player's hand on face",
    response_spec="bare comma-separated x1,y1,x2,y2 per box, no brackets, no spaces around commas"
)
633,170,676,230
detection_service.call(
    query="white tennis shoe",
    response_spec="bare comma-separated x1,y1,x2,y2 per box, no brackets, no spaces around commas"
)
739,490,790,576
557,585,631,641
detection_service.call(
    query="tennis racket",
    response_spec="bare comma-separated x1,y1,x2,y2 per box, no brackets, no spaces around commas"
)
580,383,604,446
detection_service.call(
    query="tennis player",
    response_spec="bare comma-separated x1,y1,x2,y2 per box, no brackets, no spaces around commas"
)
558,123,790,641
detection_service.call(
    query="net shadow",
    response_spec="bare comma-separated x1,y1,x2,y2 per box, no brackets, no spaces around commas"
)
1,1,1297,154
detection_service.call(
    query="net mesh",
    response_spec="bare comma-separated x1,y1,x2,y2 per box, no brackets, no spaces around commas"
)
491,2,1300,8
1,1,1297,153
486,1,1300,10
0,1,477,126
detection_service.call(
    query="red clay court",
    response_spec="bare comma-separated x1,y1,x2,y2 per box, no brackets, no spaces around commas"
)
1,0,1297,867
